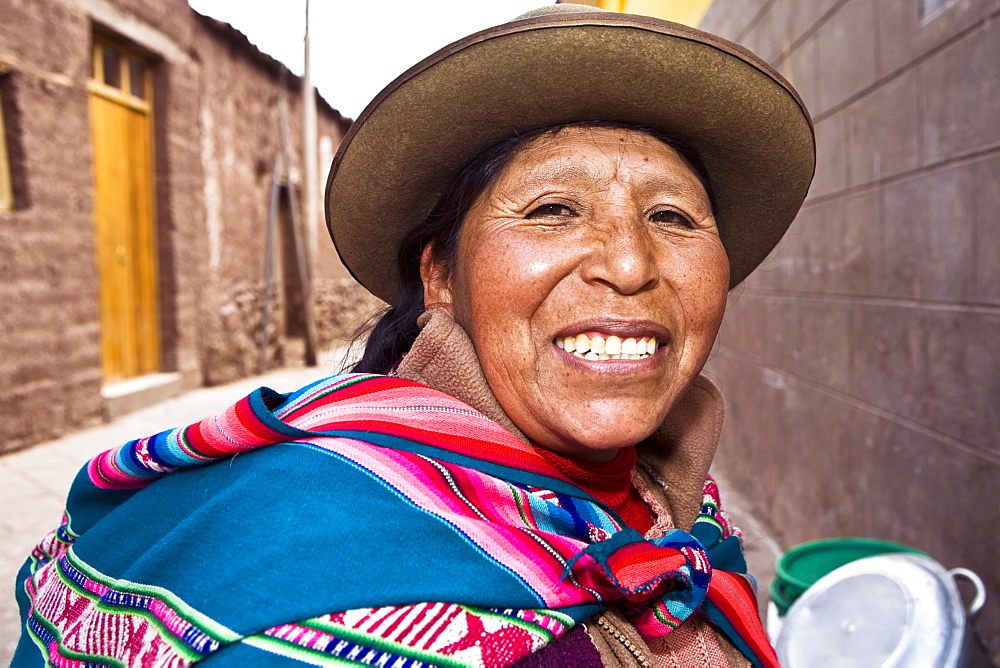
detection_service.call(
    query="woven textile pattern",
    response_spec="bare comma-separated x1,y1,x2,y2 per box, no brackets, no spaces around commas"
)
15,374,776,667
250,605,574,666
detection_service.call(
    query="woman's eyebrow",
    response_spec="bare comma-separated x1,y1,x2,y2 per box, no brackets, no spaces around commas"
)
635,175,710,202
521,162,605,185
520,165,709,203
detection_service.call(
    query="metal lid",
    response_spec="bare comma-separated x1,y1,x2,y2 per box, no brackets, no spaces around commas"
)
776,553,968,667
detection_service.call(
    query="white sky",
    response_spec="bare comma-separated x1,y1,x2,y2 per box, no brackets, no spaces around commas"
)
187,0,545,119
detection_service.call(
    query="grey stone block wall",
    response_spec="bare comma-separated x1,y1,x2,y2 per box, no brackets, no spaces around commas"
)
700,0,1000,658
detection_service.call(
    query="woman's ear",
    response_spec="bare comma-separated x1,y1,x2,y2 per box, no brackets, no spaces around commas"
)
420,245,454,315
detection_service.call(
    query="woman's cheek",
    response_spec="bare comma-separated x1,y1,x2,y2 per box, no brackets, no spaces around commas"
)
680,243,729,352
465,233,569,304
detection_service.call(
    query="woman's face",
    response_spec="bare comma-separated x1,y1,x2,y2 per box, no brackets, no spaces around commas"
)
423,126,729,460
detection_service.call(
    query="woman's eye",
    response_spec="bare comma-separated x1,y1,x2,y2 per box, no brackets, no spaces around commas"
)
650,209,694,228
526,203,573,218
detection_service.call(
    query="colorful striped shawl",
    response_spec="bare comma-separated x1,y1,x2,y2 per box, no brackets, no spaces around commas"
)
15,373,776,667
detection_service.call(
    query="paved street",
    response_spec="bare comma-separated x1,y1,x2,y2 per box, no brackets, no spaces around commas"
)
1,359,779,662
0,357,348,662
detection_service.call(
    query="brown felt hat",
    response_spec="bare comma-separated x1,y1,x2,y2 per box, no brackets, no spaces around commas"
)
325,4,815,304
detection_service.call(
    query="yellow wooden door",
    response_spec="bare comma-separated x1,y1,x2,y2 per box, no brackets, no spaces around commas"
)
89,38,159,382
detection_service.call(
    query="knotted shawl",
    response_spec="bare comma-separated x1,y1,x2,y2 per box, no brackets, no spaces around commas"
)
14,374,776,667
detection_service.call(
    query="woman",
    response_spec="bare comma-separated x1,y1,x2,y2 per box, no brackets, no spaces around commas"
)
14,5,813,667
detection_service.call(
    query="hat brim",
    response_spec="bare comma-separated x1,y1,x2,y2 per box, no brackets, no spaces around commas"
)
326,11,815,303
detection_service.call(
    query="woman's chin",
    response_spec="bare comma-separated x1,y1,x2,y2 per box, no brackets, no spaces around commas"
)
537,437,644,461
529,411,667,461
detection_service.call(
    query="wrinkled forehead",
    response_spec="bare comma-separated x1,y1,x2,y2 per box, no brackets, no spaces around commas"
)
484,125,711,206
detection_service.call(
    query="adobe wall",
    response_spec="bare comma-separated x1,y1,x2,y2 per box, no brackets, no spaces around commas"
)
700,0,999,657
0,0,370,452
190,18,373,385
0,0,109,450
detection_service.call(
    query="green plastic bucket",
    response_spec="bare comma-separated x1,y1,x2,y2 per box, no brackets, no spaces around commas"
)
770,538,927,616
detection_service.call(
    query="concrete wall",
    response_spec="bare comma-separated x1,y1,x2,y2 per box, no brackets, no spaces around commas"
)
700,0,999,658
0,0,371,452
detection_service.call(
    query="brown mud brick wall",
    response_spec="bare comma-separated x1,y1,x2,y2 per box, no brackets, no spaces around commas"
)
0,0,372,452
700,0,1000,659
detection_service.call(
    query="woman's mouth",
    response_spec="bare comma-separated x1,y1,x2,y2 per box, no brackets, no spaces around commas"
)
554,333,659,360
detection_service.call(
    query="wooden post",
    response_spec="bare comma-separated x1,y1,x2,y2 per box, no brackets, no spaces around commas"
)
279,97,318,366
259,154,281,373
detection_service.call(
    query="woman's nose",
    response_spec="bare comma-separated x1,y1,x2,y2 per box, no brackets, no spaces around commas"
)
580,218,659,295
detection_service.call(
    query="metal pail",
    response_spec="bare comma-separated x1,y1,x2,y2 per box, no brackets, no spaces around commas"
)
771,537,927,615
776,553,986,667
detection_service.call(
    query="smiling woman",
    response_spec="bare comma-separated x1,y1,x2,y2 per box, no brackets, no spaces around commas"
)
424,125,729,459
14,4,813,667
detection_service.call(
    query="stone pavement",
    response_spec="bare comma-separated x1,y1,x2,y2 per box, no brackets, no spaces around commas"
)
1,360,780,663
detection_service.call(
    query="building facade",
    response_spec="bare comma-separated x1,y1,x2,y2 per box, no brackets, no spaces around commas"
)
699,0,999,657
560,0,715,27
0,0,374,453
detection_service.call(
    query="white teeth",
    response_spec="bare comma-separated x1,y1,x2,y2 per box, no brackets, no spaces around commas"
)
556,333,661,360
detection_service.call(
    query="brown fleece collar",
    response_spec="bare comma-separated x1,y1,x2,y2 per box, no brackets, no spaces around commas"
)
394,309,725,530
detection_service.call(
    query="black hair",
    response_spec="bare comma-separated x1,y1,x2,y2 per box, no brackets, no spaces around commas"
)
347,121,715,374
